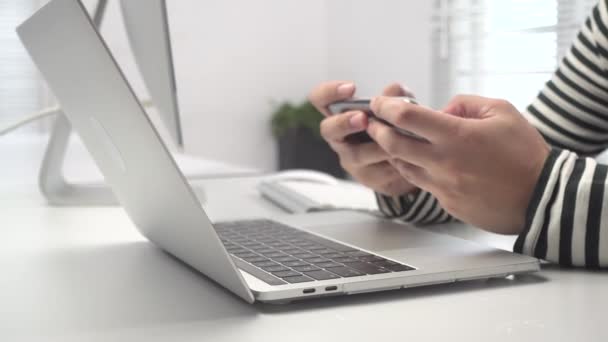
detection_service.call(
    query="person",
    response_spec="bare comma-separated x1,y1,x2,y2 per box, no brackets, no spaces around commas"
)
309,0,608,268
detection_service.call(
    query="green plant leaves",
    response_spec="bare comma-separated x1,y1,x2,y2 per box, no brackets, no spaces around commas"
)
271,101,324,138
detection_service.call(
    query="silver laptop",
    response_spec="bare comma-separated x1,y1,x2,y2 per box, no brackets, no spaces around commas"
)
17,0,540,304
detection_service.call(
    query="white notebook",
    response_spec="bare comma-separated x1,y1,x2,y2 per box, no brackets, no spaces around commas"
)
258,173,379,214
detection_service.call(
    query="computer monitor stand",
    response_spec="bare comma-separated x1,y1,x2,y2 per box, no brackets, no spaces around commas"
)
39,112,122,206
36,0,118,206
37,0,213,206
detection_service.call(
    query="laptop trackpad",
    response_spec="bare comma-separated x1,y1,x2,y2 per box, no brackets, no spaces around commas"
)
303,219,458,252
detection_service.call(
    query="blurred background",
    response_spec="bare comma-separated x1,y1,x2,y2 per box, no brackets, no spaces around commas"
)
0,0,598,174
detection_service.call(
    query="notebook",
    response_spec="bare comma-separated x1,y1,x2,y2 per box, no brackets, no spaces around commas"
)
257,172,379,214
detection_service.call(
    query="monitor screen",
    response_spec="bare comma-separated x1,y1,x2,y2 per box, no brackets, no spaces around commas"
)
119,0,182,147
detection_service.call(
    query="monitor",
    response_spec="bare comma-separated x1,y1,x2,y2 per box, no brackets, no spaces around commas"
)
119,0,183,148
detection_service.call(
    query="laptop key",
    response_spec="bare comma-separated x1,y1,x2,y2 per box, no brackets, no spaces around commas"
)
358,255,386,262
281,248,305,255
260,251,284,258
346,251,372,257
243,256,267,263
282,260,309,267
292,265,321,272
253,260,278,268
323,253,344,259
313,248,336,255
266,241,285,247
293,241,316,247
343,262,391,274
332,257,358,263
273,270,302,278
308,246,330,251
304,270,341,280
307,257,331,264
274,256,298,262
262,265,290,272
233,252,258,258
240,241,260,247
228,248,248,254
325,266,364,277
283,275,315,284
292,253,317,259
372,260,399,267
316,261,342,268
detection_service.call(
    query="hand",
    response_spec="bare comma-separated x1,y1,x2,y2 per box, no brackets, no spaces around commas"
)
367,95,550,234
308,81,417,196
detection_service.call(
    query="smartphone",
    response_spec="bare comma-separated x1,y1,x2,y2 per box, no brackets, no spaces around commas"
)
328,97,428,144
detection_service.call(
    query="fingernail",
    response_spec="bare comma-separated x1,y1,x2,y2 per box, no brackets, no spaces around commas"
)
337,83,355,96
370,96,378,108
349,112,365,129
402,85,414,96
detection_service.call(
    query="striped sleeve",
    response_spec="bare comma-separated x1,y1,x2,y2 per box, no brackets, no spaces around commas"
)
375,191,457,225
517,0,608,267
514,149,608,267
523,1,608,155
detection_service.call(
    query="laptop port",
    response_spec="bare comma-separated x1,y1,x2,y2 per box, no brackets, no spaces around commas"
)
325,286,337,291
303,288,315,294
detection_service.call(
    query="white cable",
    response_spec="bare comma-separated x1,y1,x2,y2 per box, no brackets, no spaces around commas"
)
0,99,154,136
0,106,60,136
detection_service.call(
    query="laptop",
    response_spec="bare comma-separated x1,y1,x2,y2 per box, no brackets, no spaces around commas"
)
17,0,540,304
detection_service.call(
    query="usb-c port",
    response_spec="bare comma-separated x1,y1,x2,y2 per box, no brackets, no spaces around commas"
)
325,286,337,291
303,288,315,294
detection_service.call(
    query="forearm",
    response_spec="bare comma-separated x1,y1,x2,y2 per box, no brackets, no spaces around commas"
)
376,190,457,225
515,148,608,268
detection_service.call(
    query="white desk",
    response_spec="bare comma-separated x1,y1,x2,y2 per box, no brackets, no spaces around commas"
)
1,138,607,341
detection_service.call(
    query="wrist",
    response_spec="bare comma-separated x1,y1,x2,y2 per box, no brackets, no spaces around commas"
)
376,187,421,218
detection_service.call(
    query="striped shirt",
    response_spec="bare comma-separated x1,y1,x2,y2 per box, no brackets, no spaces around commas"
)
377,0,608,268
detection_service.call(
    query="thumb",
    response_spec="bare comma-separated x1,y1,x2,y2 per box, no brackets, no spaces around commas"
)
382,82,415,98
309,81,357,116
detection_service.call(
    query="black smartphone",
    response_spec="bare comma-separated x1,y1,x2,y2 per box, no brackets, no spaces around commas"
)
327,97,428,144
329,96,428,144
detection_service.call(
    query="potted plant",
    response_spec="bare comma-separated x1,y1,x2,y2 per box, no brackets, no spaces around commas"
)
271,100,346,178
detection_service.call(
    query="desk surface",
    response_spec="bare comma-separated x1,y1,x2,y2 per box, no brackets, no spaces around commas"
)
1,138,606,341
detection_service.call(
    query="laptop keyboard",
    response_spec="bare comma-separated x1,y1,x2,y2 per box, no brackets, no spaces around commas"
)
214,219,415,285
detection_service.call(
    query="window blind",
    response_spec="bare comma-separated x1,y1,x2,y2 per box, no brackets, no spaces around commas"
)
432,0,598,111
0,0,43,134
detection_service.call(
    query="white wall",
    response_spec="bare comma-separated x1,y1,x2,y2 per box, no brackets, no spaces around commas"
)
170,0,328,171
325,0,433,105
88,0,432,172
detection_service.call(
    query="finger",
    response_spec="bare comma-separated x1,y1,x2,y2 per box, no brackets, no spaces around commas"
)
352,161,414,196
381,82,414,98
371,96,462,142
391,159,434,192
351,161,396,184
320,110,368,143
309,81,356,116
366,120,437,168
337,141,391,169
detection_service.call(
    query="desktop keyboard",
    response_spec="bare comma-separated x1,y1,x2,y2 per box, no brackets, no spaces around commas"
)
214,219,415,285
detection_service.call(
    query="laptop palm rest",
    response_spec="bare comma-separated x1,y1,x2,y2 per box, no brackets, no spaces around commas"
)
288,212,537,275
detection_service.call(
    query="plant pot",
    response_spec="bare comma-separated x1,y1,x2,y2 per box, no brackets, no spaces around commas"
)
277,126,346,179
